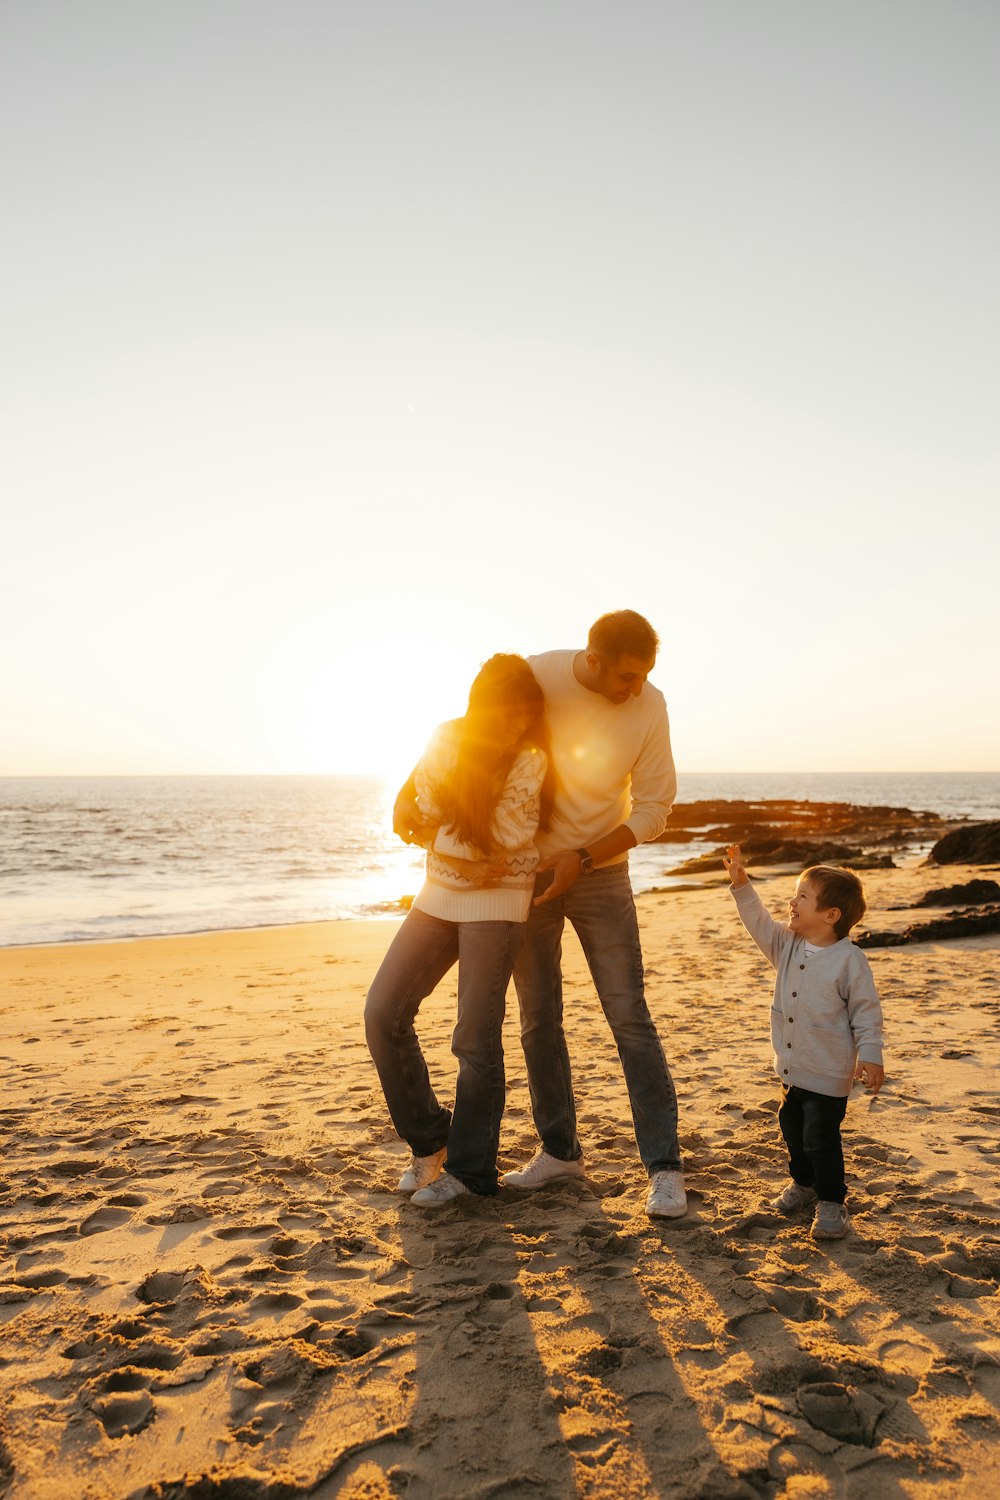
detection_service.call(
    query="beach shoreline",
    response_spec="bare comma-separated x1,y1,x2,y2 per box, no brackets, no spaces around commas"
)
5,775,999,949
2,863,999,1498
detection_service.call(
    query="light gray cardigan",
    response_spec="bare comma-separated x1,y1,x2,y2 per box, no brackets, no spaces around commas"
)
731,881,884,1098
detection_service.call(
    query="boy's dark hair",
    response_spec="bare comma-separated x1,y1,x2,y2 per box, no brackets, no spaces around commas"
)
588,610,659,665
803,865,867,939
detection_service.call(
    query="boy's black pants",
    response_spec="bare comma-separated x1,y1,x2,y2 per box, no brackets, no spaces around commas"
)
779,1084,849,1204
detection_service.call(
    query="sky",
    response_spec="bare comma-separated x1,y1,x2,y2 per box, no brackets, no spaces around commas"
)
3,0,998,779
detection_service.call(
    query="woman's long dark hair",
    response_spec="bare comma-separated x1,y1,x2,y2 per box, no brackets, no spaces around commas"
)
444,654,553,852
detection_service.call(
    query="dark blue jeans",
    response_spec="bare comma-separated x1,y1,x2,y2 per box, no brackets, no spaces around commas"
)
364,907,524,1195
512,864,681,1174
779,1084,849,1203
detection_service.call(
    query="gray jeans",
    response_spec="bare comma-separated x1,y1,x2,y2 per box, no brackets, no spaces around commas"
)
364,906,524,1194
513,863,681,1174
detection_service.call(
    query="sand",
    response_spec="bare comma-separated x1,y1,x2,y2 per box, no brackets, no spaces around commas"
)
1,861,999,1499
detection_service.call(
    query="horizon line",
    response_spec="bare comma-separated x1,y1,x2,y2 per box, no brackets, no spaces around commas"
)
2,769,998,780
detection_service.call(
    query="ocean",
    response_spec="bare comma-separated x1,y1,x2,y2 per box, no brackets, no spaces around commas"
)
2,772,998,949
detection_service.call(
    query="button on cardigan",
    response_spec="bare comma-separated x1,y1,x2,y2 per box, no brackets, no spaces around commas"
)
731,881,884,1098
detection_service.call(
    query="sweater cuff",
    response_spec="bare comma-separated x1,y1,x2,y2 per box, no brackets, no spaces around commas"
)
625,809,668,845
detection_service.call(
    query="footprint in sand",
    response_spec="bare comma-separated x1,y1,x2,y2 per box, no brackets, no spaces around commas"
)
565,1340,627,1384
250,1291,304,1315
305,1322,381,1358
80,1205,134,1236
236,1262,292,1286
62,1334,183,1373
202,1180,242,1198
796,1381,889,1446
136,1269,202,1306
267,1234,312,1269
879,1339,933,1393
15,1268,69,1289
235,1345,337,1426
101,1368,151,1392
48,1158,104,1179
760,1286,822,1322
232,1401,287,1447
90,1388,155,1438
115,1341,185,1372
725,1308,783,1341
213,1222,284,1241
948,1275,996,1300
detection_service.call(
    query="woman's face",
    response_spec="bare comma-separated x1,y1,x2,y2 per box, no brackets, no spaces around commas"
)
491,700,536,747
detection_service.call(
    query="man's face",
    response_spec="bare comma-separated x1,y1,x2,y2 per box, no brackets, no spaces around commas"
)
591,652,654,705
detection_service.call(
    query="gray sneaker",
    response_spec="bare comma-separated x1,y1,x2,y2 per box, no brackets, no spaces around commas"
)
769,1181,818,1216
501,1150,586,1190
812,1201,851,1241
411,1172,471,1208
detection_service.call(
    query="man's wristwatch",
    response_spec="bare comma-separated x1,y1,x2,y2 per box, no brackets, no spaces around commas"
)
575,848,595,874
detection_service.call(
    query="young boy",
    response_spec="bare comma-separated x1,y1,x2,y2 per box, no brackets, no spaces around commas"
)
723,844,885,1241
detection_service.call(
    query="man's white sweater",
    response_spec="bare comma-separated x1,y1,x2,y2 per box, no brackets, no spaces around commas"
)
528,650,676,864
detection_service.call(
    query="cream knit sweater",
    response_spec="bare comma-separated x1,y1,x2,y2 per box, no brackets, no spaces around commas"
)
411,720,547,923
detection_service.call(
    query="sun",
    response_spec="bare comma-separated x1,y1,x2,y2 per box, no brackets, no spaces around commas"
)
294,636,477,782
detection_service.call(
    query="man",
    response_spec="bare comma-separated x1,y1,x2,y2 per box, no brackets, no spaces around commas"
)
505,610,686,1219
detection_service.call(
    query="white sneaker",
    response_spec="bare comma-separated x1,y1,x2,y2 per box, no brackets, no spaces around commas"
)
397,1147,447,1193
411,1172,470,1208
502,1149,586,1190
646,1170,687,1219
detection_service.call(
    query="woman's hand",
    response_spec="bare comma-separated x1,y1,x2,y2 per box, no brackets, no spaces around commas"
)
723,844,749,887
436,852,507,886
393,779,438,848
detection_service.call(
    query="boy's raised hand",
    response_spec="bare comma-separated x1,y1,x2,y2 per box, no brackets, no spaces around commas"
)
723,844,749,887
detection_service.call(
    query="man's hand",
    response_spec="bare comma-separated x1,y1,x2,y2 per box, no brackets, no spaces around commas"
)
533,850,583,906
856,1061,885,1095
723,844,749,887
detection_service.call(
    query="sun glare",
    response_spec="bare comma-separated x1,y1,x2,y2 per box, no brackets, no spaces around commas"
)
294,636,477,783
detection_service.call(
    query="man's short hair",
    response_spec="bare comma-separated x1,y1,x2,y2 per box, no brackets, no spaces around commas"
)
588,610,659,665
802,865,867,939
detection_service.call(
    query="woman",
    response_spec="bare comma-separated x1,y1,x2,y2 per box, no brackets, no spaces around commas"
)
365,654,552,1207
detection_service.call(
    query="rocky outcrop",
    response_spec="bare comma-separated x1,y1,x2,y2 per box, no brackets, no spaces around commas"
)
655,798,957,874
857,906,1000,947
915,878,1000,907
652,799,973,878
926,822,1000,866
654,800,951,845
673,843,895,875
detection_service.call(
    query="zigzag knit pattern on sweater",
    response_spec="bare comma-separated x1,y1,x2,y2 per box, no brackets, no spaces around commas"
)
411,721,547,923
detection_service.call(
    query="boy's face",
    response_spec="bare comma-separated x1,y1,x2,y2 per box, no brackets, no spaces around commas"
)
787,876,840,943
